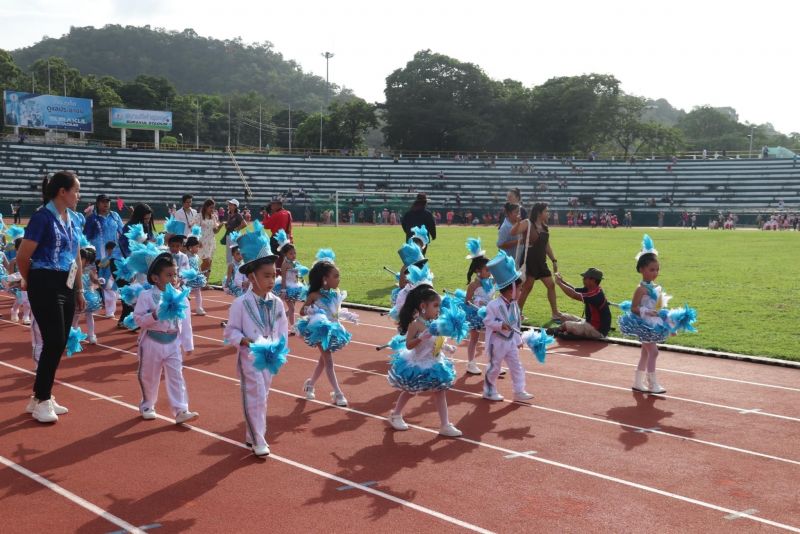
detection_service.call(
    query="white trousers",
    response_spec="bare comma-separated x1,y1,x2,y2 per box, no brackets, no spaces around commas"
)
102,282,117,316
31,318,42,370
485,338,527,395
12,291,30,318
137,336,189,416
236,351,273,448
72,310,96,338
191,287,203,311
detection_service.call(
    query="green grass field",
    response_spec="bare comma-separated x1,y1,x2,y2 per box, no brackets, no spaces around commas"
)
205,225,799,361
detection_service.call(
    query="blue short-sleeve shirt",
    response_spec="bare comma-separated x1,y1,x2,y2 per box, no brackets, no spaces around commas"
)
24,202,80,271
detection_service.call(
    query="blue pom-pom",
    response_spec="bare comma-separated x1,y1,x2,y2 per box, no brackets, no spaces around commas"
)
113,258,135,282
250,336,289,374
315,248,336,264
122,313,138,330
428,302,469,343
477,306,487,319
618,300,632,313
120,283,146,306
668,304,698,334
78,234,91,249
6,225,24,240
524,330,555,364
164,216,186,235
643,234,654,252
66,327,87,357
296,263,310,277
387,334,407,351
410,225,430,245
157,283,190,321
126,242,162,276
155,233,165,247
191,225,202,237
124,224,147,244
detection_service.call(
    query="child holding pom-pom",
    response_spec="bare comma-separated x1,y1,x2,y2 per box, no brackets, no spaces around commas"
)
224,244,248,297
296,249,358,407
133,252,199,424
386,284,462,437
464,237,493,375
224,227,288,457
482,251,534,402
183,227,208,315
72,246,103,344
274,229,308,332
618,235,698,394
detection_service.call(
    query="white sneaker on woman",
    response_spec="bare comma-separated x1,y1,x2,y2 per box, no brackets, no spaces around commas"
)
26,396,68,415
439,423,462,437
32,399,58,423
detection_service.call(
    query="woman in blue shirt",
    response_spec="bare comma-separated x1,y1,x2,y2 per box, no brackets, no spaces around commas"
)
16,171,86,424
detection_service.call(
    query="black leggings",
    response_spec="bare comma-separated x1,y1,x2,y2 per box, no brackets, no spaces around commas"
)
27,270,76,401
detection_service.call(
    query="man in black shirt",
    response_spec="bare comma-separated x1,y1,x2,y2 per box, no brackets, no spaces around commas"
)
550,268,611,339
401,193,436,246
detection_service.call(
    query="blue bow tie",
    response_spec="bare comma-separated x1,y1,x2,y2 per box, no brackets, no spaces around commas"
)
257,297,273,310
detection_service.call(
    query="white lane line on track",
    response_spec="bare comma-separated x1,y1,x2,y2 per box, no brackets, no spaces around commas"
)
11,345,796,533
60,294,800,393
0,454,146,534
0,360,494,534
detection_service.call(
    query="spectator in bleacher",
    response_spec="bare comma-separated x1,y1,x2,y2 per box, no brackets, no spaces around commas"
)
197,199,223,277
401,193,436,244
83,194,124,262
222,199,247,265
173,194,197,229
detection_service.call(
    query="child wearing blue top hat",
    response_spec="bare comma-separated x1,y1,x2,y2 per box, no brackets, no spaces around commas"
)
390,240,431,321
273,229,308,333
482,251,534,402
296,249,359,407
224,222,289,457
464,237,494,375
131,245,199,424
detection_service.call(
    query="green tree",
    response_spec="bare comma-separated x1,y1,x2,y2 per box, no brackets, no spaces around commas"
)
327,99,377,149
0,49,22,89
293,112,329,149
677,106,747,151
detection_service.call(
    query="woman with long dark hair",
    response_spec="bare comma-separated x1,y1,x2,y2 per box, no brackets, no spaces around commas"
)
511,202,562,321
197,198,223,276
16,171,85,423
117,203,155,327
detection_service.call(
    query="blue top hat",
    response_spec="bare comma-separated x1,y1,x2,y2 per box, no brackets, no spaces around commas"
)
397,240,428,268
164,216,186,237
487,250,522,290
236,221,277,274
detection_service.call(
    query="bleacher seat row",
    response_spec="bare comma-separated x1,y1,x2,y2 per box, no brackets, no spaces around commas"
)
1,143,798,217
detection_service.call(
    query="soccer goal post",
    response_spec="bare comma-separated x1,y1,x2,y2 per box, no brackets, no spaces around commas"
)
333,190,422,227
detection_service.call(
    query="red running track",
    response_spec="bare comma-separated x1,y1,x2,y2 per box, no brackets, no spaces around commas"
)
1,290,799,533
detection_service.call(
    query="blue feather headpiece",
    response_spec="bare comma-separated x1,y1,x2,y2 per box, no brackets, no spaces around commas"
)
78,234,92,249
406,263,434,287
155,233,165,248
635,234,659,260
465,237,486,259
5,225,24,240
190,225,202,238
274,229,292,252
236,220,276,274
164,216,186,236
410,225,430,245
126,242,163,277
124,223,147,244
315,248,336,265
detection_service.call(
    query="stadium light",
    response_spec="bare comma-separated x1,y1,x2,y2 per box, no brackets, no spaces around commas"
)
320,51,334,153
747,125,755,158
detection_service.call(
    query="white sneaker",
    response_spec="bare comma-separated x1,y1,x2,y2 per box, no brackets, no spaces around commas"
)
104,313,116,319
439,423,462,437
465,361,482,375
195,308,206,316
303,379,315,400
483,391,504,402
88,335,97,345
388,413,409,431
22,316,31,325
32,399,58,423
175,410,199,424
10,312,19,323
141,408,157,420
513,391,534,402
27,396,68,415
332,392,348,407
252,443,271,456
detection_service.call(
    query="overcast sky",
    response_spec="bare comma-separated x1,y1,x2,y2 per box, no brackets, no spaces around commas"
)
3,0,798,133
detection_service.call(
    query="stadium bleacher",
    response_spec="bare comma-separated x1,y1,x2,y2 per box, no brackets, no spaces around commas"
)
1,142,798,223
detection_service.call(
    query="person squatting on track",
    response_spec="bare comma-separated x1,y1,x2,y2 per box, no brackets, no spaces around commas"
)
224,225,289,457
551,267,612,340
16,171,85,423
386,284,462,437
464,237,494,375
133,251,199,424
296,248,359,407
482,251,534,402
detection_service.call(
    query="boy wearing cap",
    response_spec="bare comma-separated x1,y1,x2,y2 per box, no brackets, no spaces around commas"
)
482,251,534,402
552,268,611,339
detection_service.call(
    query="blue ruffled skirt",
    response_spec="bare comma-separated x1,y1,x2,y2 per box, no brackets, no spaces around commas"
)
226,279,243,298
184,274,207,289
619,313,669,343
465,306,484,331
295,313,351,353
285,285,307,302
84,289,103,313
387,351,456,393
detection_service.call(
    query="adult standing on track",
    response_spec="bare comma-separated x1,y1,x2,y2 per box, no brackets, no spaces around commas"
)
262,197,293,262
401,193,436,249
15,171,85,423
173,194,197,230
511,202,562,321
196,198,223,277
497,202,523,265
222,199,247,265
118,203,156,327
83,193,124,261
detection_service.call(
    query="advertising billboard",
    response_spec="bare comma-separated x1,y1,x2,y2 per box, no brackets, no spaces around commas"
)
109,108,173,131
3,91,93,132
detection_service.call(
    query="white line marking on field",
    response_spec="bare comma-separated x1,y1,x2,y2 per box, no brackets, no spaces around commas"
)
739,408,762,415
725,508,758,520
0,454,145,534
634,427,661,434
504,450,537,459
91,395,122,401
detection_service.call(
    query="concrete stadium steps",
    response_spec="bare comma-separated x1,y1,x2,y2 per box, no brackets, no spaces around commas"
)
1,143,798,215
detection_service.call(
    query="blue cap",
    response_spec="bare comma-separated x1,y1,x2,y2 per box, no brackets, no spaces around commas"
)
397,240,429,268
487,250,522,290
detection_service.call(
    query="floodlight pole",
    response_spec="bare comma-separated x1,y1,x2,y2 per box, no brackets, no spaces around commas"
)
748,125,755,158
335,190,339,227
195,99,199,149
320,51,334,154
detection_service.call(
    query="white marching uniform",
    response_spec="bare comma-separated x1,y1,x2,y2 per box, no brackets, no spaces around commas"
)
224,290,288,449
133,287,194,416
483,296,528,396
172,251,190,276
